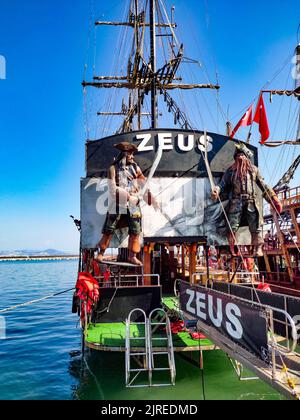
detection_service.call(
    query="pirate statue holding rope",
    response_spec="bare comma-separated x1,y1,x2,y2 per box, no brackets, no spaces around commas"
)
96,142,159,266
211,144,282,257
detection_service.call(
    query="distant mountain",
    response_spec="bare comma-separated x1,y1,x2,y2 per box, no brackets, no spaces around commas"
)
0,249,72,257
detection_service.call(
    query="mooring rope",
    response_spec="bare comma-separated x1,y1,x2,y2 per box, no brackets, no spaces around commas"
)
0,288,75,314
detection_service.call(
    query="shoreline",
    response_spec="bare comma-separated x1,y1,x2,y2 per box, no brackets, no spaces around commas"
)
0,255,79,262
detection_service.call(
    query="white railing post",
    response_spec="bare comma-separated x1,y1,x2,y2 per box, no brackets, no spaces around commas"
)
268,309,277,380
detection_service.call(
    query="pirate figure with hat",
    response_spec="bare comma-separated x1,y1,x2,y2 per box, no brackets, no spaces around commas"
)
211,144,282,256
96,142,159,266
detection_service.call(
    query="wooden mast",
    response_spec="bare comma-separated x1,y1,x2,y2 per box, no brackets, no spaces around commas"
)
150,0,157,129
83,0,220,131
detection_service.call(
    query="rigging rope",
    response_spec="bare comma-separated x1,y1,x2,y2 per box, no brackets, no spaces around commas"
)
0,288,75,314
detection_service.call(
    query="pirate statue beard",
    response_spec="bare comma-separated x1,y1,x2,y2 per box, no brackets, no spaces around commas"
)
231,154,253,181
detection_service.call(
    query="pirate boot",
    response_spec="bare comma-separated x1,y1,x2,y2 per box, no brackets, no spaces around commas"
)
252,233,264,257
128,234,143,266
95,234,113,262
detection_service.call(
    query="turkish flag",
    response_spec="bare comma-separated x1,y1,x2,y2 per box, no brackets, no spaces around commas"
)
254,94,270,144
230,104,253,139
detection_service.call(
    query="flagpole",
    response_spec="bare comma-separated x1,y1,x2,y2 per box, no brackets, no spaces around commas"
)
231,104,253,141
246,98,259,144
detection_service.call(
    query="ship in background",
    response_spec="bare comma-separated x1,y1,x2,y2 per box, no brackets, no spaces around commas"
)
259,43,300,292
72,0,300,398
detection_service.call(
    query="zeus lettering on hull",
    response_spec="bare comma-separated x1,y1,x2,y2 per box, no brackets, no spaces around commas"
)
185,289,243,340
136,132,213,153
179,282,269,363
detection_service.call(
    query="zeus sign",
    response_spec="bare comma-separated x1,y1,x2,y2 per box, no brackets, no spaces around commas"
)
86,129,257,178
179,282,269,363
136,132,213,153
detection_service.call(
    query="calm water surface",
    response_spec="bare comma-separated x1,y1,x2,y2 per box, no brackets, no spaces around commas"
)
0,261,285,400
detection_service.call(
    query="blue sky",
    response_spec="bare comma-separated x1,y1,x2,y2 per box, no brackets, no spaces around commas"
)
0,0,299,252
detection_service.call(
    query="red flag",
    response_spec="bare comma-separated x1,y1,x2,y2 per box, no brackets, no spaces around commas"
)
253,94,270,144
230,104,253,139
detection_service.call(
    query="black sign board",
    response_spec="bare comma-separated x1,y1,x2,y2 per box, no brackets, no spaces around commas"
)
179,282,269,363
287,298,300,343
86,129,258,178
213,282,300,342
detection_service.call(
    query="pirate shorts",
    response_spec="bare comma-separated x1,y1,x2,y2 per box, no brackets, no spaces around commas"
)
227,200,261,234
102,210,141,236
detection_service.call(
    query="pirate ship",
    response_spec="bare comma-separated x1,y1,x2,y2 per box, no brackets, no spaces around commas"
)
73,0,300,397
258,44,300,294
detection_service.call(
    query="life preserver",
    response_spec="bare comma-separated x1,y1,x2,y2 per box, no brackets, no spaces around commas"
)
103,269,111,282
170,321,185,334
257,283,272,293
190,332,206,340
93,260,101,277
76,272,100,320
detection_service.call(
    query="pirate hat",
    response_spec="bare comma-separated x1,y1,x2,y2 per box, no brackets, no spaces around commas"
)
234,143,253,160
114,142,138,153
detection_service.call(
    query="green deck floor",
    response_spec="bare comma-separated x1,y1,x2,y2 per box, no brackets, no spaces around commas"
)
162,296,180,311
85,322,213,349
85,295,213,350
85,297,214,351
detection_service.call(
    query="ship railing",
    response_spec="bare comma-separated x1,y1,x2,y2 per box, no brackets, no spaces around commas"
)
263,239,281,251
266,306,299,384
191,279,298,358
278,186,300,207
209,280,299,352
267,307,298,357
180,281,300,397
192,271,261,287
192,270,293,286
95,274,160,288
260,271,291,284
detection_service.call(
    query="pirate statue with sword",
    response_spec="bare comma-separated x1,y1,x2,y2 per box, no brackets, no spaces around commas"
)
96,142,159,266
211,143,282,257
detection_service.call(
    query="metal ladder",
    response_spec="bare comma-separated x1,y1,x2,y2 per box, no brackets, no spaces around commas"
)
125,308,176,388
148,308,176,387
125,308,149,388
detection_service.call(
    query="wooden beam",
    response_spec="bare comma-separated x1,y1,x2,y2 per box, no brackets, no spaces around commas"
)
272,211,294,282
83,81,220,90
181,245,185,280
143,245,152,285
93,76,128,81
97,112,150,116
189,244,197,284
262,89,300,97
290,208,300,244
95,21,177,28
263,251,272,275
165,83,220,90
93,76,184,82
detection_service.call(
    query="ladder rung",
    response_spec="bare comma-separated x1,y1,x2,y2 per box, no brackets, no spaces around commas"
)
130,352,147,356
151,337,168,340
150,383,174,387
129,337,146,340
126,309,176,388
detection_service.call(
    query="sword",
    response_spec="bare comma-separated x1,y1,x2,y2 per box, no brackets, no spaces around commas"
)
203,131,216,193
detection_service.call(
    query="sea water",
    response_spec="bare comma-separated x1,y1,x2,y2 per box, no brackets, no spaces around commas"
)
0,261,285,400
